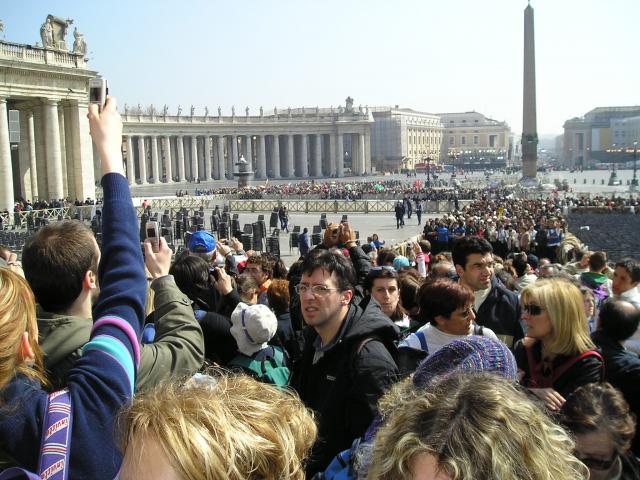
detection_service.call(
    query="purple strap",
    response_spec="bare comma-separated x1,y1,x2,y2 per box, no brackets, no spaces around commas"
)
37,389,73,480
93,316,141,367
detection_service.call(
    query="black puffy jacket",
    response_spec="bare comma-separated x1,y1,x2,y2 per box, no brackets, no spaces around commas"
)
291,300,400,476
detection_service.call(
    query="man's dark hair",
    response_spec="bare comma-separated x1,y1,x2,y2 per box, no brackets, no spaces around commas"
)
22,220,98,313
246,255,273,278
598,300,640,342
451,236,493,270
615,258,640,283
169,255,211,305
512,254,528,278
588,251,607,272
376,248,396,267
300,248,356,292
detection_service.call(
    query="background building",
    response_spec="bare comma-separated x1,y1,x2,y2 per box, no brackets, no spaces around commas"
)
370,106,443,173
438,111,511,170
563,106,640,168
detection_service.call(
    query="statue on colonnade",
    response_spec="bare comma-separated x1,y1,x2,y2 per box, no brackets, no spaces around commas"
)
204,106,209,118
245,106,249,117
40,18,54,48
72,27,87,55
218,106,222,117
177,105,182,117
259,106,263,117
345,96,354,113
163,104,169,116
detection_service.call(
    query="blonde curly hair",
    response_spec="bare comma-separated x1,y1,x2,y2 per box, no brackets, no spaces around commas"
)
118,373,317,480
366,372,588,480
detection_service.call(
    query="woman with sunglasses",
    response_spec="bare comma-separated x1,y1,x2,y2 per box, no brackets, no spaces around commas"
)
561,382,640,480
514,278,604,412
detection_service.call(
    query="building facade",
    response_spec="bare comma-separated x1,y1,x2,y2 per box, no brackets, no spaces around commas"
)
0,17,96,212
370,107,443,172
563,106,640,168
438,111,511,170
121,102,373,186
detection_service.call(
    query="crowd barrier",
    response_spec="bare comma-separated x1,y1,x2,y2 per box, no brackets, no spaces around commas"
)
226,199,473,214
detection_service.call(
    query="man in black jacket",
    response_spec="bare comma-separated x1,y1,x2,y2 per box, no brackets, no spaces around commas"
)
291,248,399,476
591,299,640,455
452,236,523,349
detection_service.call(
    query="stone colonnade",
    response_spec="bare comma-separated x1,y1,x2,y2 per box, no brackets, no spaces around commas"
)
122,110,373,185
0,97,95,209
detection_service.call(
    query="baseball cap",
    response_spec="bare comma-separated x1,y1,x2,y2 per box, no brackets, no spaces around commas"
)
188,231,216,253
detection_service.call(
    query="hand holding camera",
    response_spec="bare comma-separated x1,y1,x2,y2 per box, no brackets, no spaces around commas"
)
87,96,124,176
144,237,172,280
210,266,233,296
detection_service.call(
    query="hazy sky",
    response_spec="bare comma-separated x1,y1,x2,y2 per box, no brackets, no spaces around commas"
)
3,0,638,135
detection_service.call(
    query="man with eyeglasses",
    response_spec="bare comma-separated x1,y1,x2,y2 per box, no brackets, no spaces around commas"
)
452,236,523,349
290,248,400,476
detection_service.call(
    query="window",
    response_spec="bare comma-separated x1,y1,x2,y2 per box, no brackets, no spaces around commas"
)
461,136,466,145
449,137,454,145
473,135,479,145
489,135,497,148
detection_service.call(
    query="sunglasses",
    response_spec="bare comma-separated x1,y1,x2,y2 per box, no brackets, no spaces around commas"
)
523,304,544,316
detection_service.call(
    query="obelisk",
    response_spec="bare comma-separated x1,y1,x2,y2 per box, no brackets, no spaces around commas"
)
521,1,538,179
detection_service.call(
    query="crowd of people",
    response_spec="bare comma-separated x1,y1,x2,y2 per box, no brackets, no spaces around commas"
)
0,100,639,479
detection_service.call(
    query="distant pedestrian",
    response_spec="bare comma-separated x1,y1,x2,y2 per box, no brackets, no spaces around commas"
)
395,202,405,229
416,201,423,225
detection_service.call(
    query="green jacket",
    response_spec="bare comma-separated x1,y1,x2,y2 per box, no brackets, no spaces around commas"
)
38,275,205,393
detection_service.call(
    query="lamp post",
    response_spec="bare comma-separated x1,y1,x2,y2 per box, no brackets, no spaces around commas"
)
424,156,433,187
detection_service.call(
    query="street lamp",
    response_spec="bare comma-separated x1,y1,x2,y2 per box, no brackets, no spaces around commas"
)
424,156,433,187
632,142,638,188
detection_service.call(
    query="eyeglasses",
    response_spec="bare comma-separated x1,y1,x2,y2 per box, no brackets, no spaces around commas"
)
576,454,618,471
523,304,544,316
294,284,340,297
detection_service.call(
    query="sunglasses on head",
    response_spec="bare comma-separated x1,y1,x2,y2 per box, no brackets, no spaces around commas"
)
523,304,544,316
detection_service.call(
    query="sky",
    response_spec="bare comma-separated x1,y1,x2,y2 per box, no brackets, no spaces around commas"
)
3,0,638,136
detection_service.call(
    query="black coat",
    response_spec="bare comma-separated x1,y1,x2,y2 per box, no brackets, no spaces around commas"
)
291,301,400,476
475,276,524,349
592,330,640,455
514,339,603,399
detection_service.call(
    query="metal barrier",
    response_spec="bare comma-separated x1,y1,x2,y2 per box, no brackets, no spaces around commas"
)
227,199,471,214
2,206,97,228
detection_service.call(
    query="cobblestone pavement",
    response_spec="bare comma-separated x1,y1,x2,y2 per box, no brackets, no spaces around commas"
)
568,213,640,261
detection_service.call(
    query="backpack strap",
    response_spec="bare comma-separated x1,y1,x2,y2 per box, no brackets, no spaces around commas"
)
415,330,429,354
551,350,604,384
37,388,73,480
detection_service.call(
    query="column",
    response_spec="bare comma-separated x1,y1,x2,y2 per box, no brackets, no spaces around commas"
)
286,133,294,178
0,98,14,212
26,110,38,199
188,136,197,181
300,134,309,177
18,108,32,200
245,135,253,167
271,134,281,179
336,133,344,177
126,136,135,184
204,136,212,180
33,105,48,200
314,133,322,177
359,132,366,175
151,135,159,183
257,135,266,179
329,133,336,177
43,99,64,200
163,136,173,183
137,136,148,184
216,135,224,180
68,102,96,201
231,135,238,178
364,130,371,173
58,106,69,197
62,105,76,200
176,135,185,182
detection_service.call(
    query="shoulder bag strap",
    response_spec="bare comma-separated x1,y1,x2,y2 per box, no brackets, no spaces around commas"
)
552,350,604,384
37,388,73,480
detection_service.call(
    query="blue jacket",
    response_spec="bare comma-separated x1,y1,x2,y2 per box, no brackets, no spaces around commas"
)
0,174,146,479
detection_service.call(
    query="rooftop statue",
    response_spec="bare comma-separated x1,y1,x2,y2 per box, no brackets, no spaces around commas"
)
190,105,195,116
163,104,169,116
218,106,222,117
245,106,249,116
259,106,263,117
345,96,354,113
231,105,236,116
72,27,87,55
204,106,209,117
40,18,54,49
0,18,4,36
124,103,129,115
177,105,182,116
